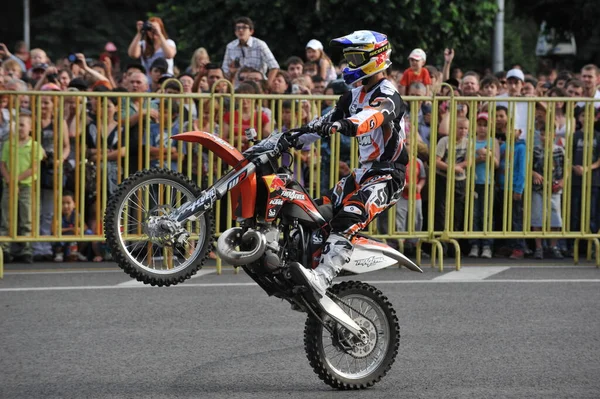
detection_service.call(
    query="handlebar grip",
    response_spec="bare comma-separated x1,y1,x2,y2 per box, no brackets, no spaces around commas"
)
277,138,290,153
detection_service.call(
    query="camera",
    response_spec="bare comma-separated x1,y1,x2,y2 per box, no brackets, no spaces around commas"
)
141,20,153,34
233,58,240,68
68,53,77,63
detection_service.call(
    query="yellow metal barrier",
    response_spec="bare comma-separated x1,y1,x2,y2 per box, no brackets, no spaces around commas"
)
0,90,598,276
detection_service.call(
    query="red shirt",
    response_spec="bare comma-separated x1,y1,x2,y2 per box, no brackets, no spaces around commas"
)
401,158,425,200
400,67,432,88
223,111,270,134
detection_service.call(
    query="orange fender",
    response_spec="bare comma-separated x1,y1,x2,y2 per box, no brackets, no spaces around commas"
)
173,131,257,219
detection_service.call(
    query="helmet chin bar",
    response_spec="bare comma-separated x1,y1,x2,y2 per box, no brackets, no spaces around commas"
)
362,74,380,86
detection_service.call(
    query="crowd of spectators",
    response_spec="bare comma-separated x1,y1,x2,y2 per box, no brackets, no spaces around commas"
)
0,16,599,263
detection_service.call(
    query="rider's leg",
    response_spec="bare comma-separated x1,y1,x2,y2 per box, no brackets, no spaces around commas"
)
295,172,403,296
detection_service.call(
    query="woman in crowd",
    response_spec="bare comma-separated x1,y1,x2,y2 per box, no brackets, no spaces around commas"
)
269,70,291,94
305,40,337,83
186,47,210,76
127,17,177,78
58,69,72,91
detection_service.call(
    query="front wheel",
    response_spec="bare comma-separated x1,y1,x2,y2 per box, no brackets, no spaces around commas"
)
104,168,214,286
304,281,400,389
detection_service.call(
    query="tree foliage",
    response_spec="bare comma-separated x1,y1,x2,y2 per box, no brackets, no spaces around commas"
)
156,0,497,71
0,0,161,63
515,0,600,65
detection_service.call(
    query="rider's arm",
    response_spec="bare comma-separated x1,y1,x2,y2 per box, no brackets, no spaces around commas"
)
344,92,404,137
298,92,351,146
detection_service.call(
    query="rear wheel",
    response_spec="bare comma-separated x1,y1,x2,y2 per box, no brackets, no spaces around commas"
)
104,168,214,286
304,281,400,389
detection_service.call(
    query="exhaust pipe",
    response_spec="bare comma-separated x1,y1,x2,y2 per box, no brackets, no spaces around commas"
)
216,227,267,265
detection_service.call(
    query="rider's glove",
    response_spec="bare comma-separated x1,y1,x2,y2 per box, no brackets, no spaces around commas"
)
317,121,342,137
317,119,354,137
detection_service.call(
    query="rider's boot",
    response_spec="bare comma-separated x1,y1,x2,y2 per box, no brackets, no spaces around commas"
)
293,233,353,298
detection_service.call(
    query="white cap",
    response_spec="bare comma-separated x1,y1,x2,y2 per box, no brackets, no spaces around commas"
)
306,39,323,51
506,68,525,81
409,48,426,62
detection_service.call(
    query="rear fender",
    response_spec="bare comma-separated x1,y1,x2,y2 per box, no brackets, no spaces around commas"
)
342,236,423,274
172,131,256,219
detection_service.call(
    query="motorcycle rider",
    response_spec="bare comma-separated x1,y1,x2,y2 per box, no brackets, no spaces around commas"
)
293,30,407,297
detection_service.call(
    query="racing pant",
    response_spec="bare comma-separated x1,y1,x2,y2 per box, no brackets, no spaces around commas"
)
316,166,405,284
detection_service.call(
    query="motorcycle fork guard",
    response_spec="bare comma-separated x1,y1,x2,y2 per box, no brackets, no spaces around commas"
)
292,267,363,338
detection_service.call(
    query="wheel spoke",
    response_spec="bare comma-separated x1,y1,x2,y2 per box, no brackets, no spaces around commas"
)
316,290,394,383
111,176,208,276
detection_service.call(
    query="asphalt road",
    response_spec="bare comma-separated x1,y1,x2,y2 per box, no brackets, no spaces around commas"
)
1,259,600,399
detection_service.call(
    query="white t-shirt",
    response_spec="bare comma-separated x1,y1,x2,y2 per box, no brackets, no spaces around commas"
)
140,39,177,76
496,93,530,139
576,89,600,109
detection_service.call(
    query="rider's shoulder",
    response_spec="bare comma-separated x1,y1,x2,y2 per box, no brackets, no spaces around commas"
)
378,79,399,97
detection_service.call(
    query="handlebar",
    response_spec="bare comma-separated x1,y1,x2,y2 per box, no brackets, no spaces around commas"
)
276,126,313,153
246,125,316,166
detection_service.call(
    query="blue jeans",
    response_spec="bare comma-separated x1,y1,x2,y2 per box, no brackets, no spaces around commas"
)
469,184,493,247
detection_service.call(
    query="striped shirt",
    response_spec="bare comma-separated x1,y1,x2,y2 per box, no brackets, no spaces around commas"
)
532,143,565,192
222,36,279,77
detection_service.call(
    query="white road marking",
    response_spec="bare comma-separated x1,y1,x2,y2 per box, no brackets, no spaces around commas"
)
117,268,216,286
433,266,510,281
3,269,122,275
190,269,217,279
2,264,596,276
1,279,600,292
117,279,146,287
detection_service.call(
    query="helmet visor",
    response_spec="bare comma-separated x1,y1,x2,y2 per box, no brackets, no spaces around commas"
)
343,43,391,68
344,51,369,68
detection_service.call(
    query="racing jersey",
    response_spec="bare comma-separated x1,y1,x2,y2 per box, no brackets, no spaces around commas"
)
303,78,408,170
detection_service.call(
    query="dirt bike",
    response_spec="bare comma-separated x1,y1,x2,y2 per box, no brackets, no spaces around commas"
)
104,127,423,390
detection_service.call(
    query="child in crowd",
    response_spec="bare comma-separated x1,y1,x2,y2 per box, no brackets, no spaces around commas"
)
570,108,600,253
399,48,431,95
479,75,500,112
0,113,45,263
530,130,565,259
53,191,96,262
495,127,527,259
495,105,508,143
468,112,499,259
377,135,427,254
434,116,469,237
480,75,500,97
29,48,49,67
